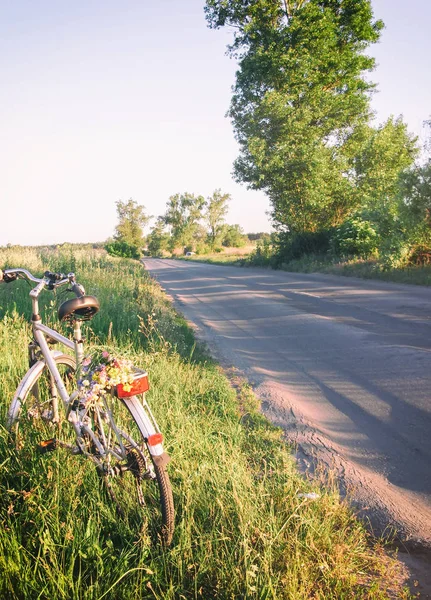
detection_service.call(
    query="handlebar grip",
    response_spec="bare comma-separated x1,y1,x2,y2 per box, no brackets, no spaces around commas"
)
2,271,18,283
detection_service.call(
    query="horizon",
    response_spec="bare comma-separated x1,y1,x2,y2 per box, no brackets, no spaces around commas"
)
1,0,430,246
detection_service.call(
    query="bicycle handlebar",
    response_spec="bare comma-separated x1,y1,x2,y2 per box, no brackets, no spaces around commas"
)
0,268,86,296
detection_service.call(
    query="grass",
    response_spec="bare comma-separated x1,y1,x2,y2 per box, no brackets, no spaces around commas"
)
178,247,431,287
326,260,431,285
180,253,248,266
176,244,254,267
272,255,431,286
0,246,413,599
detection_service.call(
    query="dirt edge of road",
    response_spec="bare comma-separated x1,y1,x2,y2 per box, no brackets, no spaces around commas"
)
186,315,431,598
256,380,431,598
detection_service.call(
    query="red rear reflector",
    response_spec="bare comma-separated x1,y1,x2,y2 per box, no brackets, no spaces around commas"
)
117,375,149,398
148,433,163,446
40,438,56,448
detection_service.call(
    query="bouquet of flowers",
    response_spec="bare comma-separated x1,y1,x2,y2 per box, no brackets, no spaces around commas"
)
78,349,135,407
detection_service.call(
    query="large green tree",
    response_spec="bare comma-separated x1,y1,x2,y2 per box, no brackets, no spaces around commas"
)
114,198,150,248
205,0,386,232
205,189,231,247
162,192,206,250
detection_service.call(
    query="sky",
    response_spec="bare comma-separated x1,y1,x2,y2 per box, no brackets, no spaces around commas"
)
1,0,430,246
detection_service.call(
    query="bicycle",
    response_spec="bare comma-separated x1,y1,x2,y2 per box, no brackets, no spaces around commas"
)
0,267,174,545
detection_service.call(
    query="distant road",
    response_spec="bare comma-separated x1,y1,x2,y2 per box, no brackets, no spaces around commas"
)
143,258,431,546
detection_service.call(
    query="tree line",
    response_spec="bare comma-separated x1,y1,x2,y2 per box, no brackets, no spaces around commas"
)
204,0,431,268
105,191,251,259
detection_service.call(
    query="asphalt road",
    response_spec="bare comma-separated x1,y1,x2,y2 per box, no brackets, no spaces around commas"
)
143,258,431,547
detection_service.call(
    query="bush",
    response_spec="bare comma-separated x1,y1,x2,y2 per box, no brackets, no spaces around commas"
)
408,244,431,266
248,238,276,266
330,218,378,258
274,230,333,264
105,240,141,259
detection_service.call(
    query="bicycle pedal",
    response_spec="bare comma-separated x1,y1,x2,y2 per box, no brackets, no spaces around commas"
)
37,438,58,453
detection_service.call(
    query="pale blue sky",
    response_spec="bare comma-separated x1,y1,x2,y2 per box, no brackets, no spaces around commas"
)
1,0,430,246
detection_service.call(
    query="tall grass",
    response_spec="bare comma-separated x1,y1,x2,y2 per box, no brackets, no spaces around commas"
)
178,245,431,286
0,246,411,598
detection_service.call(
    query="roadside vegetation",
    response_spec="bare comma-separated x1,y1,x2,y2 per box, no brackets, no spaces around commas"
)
0,245,413,598
181,242,431,286
178,243,257,265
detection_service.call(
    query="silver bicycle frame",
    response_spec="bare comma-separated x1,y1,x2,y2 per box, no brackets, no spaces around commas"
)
30,278,84,412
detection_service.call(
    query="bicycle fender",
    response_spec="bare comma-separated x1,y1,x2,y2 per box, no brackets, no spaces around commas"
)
121,395,166,457
6,351,68,429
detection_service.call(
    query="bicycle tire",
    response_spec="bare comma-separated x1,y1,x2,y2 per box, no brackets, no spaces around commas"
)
153,456,175,545
7,353,77,447
88,393,175,545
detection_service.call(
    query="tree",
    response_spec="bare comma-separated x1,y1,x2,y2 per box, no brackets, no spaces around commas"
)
162,192,206,250
147,218,170,256
350,118,418,208
400,120,431,240
205,0,385,232
114,198,150,248
399,160,431,243
105,239,141,259
205,189,230,248
338,117,418,244
222,224,247,247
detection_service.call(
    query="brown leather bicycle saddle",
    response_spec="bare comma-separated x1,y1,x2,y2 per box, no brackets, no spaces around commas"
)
58,295,100,322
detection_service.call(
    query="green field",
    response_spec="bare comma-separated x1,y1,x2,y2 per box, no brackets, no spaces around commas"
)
0,246,412,599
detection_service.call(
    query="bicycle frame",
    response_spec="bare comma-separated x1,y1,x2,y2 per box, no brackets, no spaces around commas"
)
32,323,83,405
6,269,167,465
32,271,84,401
6,277,85,445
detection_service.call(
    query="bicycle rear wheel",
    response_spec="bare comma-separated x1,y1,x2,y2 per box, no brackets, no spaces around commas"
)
7,354,76,449
7,356,174,544
83,393,175,545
